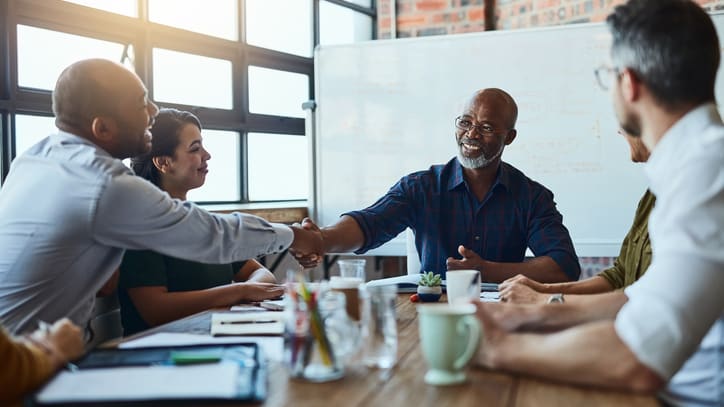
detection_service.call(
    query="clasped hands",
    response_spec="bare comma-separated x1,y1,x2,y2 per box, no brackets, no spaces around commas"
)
289,218,325,268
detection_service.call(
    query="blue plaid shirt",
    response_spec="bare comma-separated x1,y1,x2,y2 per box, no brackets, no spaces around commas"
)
344,158,580,280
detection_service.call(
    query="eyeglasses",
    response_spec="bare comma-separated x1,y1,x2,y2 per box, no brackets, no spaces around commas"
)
454,116,509,137
594,65,621,91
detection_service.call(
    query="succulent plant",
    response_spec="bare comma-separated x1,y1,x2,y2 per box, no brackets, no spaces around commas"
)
418,271,442,287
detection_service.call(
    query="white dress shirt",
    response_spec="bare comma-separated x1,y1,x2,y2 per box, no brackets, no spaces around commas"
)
615,103,724,406
0,131,293,334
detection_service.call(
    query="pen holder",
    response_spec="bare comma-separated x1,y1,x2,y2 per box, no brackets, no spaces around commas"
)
284,274,352,382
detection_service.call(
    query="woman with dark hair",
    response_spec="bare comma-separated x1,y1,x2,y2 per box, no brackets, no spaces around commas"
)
118,108,282,336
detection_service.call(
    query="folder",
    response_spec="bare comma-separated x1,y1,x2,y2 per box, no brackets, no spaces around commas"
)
28,343,267,405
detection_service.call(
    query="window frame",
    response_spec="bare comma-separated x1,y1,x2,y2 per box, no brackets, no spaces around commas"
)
0,0,377,206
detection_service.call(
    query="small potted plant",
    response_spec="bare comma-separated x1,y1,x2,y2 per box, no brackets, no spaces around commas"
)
416,271,442,302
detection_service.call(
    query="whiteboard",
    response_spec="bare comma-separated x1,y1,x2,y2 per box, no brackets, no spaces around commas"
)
312,15,724,257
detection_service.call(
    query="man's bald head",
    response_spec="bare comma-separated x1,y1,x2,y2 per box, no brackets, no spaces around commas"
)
52,59,132,135
465,88,518,130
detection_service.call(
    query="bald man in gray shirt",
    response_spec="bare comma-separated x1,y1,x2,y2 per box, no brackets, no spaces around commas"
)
0,59,321,334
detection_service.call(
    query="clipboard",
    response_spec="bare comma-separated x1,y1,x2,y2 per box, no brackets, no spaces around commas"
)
28,343,267,405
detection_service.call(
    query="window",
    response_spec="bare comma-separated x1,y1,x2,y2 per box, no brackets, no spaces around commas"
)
247,132,308,201
148,0,237,40
152,48,233,109
14,115,56,158
245,0,312,57
64,0,138,17
320,1,374,46
248,66,309,118
187,129,241,202
1,0,377,205
17,25,126,91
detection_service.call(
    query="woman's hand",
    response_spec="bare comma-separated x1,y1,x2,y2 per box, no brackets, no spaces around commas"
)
236,282,285,302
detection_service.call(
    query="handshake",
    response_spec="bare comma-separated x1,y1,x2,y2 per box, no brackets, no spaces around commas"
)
288,218,327,268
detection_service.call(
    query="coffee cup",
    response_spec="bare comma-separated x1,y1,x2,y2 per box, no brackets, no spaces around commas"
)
445,269,481,305
417,303,481,385
329,276,363,321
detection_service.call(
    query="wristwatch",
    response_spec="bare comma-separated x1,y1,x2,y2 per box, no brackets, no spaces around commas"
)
547,293,565,304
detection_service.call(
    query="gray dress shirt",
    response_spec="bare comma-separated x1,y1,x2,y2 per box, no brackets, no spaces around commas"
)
0,131,293,334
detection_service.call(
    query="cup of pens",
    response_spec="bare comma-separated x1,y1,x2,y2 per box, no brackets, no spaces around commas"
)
284,271,353,382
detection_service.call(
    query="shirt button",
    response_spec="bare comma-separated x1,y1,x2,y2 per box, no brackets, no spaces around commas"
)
474,236,480,241
279,245,284,250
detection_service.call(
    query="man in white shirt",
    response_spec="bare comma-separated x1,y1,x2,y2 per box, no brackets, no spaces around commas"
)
0,59,322,334
472,1,723,405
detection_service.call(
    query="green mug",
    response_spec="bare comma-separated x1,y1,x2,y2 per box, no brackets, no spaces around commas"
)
417,303,481,385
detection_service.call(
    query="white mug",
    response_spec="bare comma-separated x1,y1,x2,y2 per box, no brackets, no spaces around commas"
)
445,270,481,305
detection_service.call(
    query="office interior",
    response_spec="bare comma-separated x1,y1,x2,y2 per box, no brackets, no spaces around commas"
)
1,0,722,346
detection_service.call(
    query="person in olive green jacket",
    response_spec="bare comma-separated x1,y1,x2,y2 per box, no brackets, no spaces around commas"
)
0,318,84,406
498,130,654,304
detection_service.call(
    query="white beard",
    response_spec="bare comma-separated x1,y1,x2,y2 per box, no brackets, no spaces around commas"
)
457,141,505,169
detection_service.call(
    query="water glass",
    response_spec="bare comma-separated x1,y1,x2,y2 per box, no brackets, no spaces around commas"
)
284,273,352,382
337,259,366,280
360,284,398,369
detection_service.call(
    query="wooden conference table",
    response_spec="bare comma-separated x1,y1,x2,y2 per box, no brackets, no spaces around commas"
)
115,295,659,407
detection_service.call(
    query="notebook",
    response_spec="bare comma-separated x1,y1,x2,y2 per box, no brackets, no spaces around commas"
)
29,343,267,405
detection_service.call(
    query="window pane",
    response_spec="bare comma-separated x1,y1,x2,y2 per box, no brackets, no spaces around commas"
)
153,48,233,109
149,0,237,40
347,0,372,6
248,133,308,201
17,25,127,90
245,0,312,57
320,1,373,46
14,115,56,158
64,0,138,17
248,67,308,118
187,129,240,202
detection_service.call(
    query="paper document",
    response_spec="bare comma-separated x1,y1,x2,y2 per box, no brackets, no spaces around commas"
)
36,363,239,402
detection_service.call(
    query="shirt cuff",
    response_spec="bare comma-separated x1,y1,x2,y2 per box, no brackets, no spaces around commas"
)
270,223,294,253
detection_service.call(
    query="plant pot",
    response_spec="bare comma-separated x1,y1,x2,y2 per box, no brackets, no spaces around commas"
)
417,285,442,302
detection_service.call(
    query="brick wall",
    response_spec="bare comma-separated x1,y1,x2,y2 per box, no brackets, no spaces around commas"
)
378,0,724,38
374,0,724,278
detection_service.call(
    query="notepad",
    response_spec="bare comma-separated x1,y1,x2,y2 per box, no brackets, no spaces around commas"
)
211,312,285,336
36,364,239,403
30,343,266,405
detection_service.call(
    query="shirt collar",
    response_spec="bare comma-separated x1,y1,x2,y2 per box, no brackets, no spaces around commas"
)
56,129,114,159
449,158,510,191
644,102,721,185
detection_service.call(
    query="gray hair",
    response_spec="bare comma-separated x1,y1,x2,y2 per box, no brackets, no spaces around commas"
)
606,0,719,109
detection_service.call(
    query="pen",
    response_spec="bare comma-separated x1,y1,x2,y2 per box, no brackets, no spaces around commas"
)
219,319,279,324
38,320,80,372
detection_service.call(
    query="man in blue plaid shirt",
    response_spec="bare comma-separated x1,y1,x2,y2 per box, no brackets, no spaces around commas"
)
294,88,579,283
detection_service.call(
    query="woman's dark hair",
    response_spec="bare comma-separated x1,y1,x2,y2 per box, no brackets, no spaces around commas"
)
131,108,202,186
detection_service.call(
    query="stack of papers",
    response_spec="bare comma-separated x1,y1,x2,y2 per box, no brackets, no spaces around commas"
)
211,312,285,336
